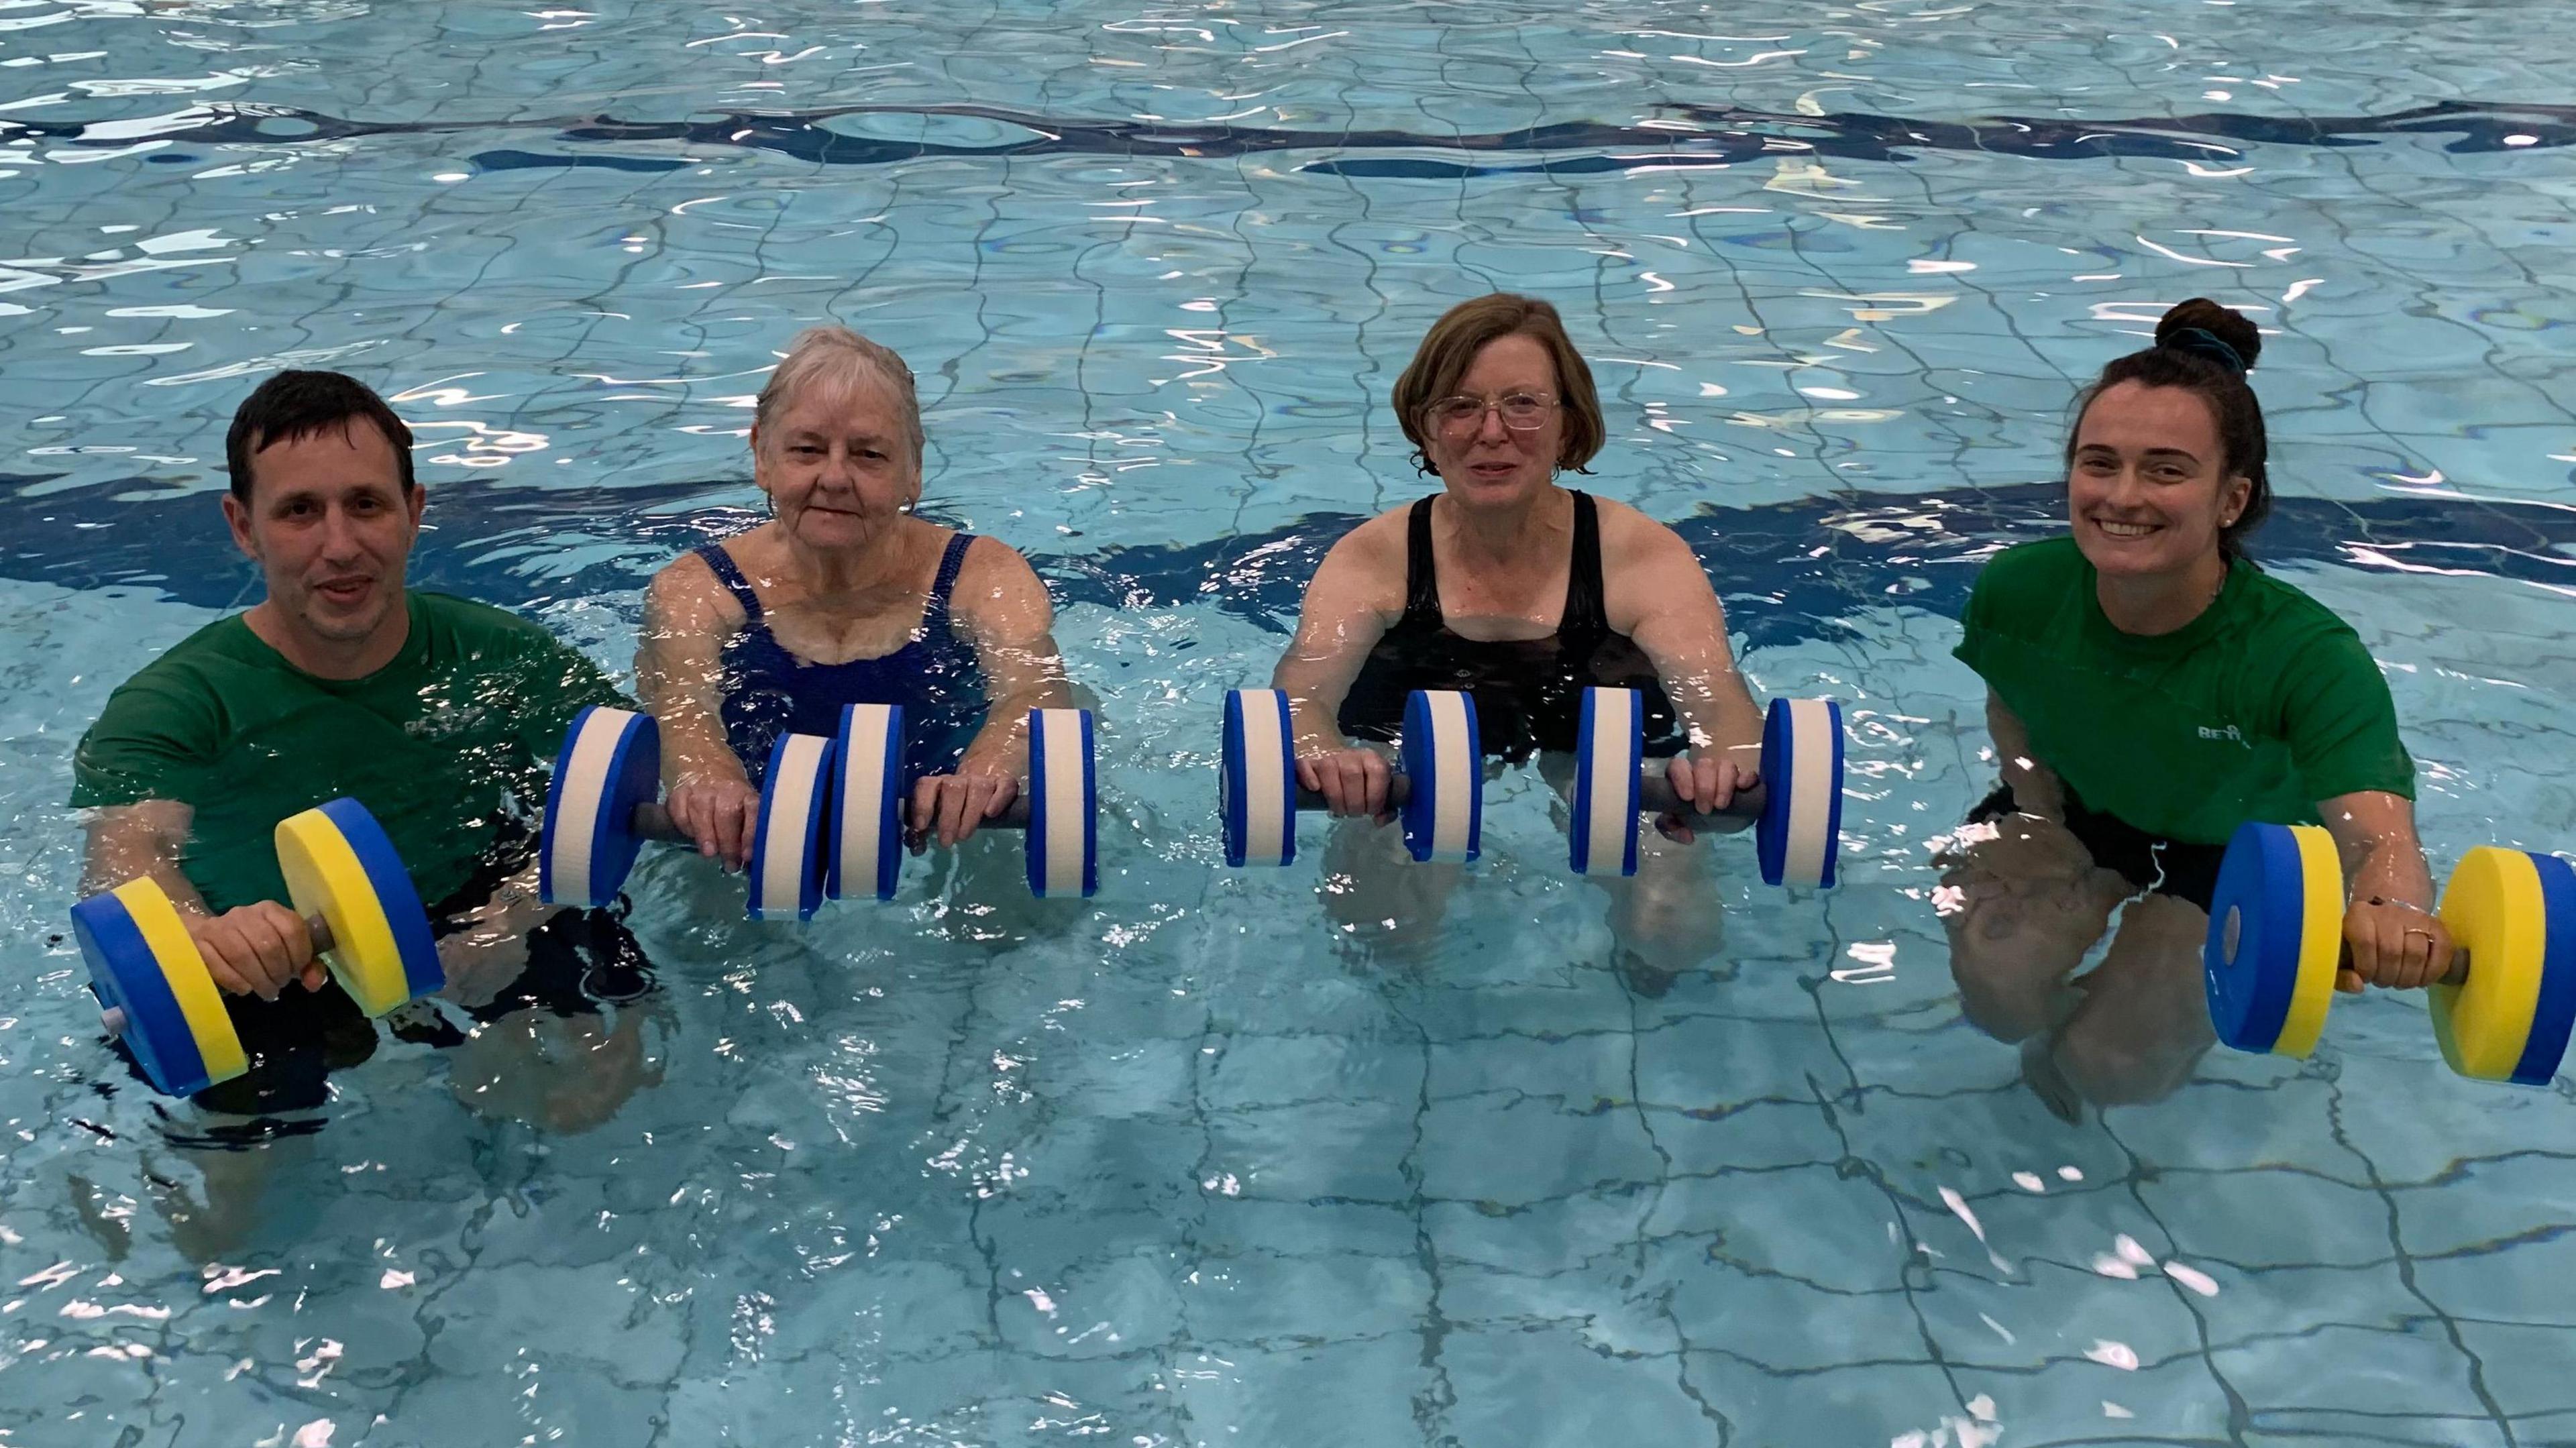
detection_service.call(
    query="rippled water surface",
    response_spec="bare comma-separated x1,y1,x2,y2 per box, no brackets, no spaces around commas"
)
4,2,2574,1445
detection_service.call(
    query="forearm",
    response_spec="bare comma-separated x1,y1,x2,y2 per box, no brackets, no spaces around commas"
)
80,804,209,913
2324,793,2436,910
1664,666,1764,763
1985,694,2065,819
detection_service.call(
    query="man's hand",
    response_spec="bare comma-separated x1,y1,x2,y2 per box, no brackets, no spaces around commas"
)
186,903,325,1000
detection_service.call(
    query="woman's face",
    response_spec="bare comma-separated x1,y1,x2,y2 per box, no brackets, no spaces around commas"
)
2067,380,2251,581
752,378,920,551
1421,333,1566,507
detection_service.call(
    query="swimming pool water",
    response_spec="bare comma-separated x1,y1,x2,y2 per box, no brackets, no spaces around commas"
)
3,2,2573,1444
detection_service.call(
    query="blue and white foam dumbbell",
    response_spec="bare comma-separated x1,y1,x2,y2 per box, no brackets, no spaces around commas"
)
1399,689,1483,864
832,704,1098,900
1215,687,1482,867
541,706,664,910
747,730,835,922
540,705,827,920
1568,687,1644,877
829,702,908,902
1570,690,1844,885
1220,688,1298,869
1027,707,1099,899
1754,697,1844,890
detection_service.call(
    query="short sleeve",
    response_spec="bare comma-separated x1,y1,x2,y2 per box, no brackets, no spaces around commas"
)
69,671,222,810
496,625,637,755
2277,624,2415,801
1951,554,1997,674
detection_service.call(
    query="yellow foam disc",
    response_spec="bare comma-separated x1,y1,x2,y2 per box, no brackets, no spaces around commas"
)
2273,824,2345,1059
275,808,411,1016
115,878,248,1084
2434,847,2547,1080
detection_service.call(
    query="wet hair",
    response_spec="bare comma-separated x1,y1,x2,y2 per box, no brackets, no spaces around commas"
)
225,370,416,502
753,325,924,469
2066,298,2270,558
1391,293,1605,477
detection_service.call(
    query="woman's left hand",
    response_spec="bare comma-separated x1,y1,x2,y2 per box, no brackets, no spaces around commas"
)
910,767,1021,850
2340,896,2457,993
1655,753,1756,844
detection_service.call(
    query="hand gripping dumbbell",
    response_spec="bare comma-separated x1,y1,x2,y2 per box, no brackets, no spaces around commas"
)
1220,687,1844,888
2204,822,2576,1085
69,797,445,1097
542,703,1097,920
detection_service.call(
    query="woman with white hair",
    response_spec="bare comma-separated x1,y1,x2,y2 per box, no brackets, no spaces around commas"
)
639,326,1072,866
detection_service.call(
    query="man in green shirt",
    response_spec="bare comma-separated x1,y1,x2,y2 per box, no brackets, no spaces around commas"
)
72,369,649,1118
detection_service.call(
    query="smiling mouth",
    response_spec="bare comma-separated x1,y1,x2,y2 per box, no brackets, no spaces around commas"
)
2092,519,2161,539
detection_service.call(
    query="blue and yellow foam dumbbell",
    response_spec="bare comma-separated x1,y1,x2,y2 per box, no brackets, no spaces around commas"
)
1220,687,1843,887
69,797,445,1097
2204,822,2576,1084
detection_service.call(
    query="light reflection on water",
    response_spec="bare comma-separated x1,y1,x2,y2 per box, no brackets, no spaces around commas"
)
1,0,2573,1444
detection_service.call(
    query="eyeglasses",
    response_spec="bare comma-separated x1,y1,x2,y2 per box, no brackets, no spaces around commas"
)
1426,391,1559,433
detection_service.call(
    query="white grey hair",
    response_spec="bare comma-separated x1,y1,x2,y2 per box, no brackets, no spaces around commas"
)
753,325,924,469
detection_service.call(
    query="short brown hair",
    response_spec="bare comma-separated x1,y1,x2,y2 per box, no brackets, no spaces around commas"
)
1391,294,1605,476
225,370,416,502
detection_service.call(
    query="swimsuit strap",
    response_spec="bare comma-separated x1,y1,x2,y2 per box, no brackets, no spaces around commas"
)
693,542,767,623
1400,496,1444,625
1561,490,1610,639
924,531,977,631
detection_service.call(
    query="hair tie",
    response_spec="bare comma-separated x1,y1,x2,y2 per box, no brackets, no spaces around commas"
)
2161,326,2247,376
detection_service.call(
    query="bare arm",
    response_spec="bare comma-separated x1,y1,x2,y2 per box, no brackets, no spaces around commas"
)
946,535,1075,780
81,799,207,911
635,556,761,866
1601,508,1763,761
2318,788,2451,991
1597,506,1765,836
1270,521,1405,755
635,557,751,793
1986,691,2067,821
81,800,322,999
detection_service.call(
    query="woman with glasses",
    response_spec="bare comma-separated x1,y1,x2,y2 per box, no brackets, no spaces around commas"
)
1271,293,1766,981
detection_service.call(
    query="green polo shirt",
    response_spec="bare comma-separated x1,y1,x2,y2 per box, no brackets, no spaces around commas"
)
1954,537,2414,843
71,591,629,913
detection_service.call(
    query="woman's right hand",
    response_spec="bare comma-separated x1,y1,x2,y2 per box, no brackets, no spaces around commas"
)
1297,745,1395,822
667,777,764,871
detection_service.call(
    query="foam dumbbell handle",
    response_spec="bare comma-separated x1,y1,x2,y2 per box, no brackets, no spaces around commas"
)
1287,772,1764,828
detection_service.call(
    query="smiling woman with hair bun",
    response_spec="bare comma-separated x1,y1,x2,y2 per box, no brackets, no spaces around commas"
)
1937,298,2445,1119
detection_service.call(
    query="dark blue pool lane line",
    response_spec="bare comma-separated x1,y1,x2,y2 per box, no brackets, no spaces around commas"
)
3,476,2567,649
8,97,2568,176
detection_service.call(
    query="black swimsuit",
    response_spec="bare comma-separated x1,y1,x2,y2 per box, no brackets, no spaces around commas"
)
1338,491,1682,761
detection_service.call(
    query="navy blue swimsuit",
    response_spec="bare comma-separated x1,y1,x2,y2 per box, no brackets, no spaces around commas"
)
695,534,989,785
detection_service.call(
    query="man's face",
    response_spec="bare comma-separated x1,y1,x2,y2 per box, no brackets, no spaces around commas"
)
222,420,423,649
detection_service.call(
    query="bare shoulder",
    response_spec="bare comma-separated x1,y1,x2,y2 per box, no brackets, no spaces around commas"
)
1590,494,1696,566
948,531,1055,641
1320,501,1413,574
645,545,741,629
955,531,1043,591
